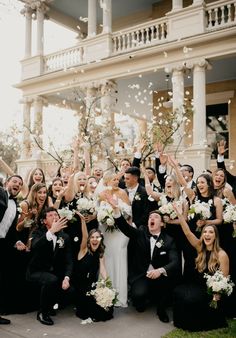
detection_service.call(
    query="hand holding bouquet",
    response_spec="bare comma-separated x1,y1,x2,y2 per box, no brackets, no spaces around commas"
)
204,270,234,309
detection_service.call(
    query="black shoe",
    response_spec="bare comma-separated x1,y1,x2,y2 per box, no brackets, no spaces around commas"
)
0,316,11,325
157,309,169,323
135,305,145,313
37,312,54,326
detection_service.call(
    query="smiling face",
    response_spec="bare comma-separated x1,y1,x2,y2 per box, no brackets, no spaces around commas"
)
32,169,44,184
6,176,23,197
52,179,63,197
196,176,209,196
213,170,225,188
148,212,163,234
36,187,47,206
202,225,216,248
89,231,102,252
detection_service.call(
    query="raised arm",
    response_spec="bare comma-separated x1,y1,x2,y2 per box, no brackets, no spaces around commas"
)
173,202,199,249
76,211,88,259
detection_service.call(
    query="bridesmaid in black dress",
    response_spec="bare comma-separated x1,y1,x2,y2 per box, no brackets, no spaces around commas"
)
173,204,229,332
73,212,113,322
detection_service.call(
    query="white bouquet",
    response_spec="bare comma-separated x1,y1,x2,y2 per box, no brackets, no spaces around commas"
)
87,277,118,311
223,203,236,238
204,270,234,309
158,195,177,219
96,201,116,232
58,207,75,221
188,200,212,220
76,197,96,215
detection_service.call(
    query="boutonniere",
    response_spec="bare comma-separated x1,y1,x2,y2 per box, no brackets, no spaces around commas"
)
57,236,65,248
134,193,141,201
17,206,22,214
156,239,164,249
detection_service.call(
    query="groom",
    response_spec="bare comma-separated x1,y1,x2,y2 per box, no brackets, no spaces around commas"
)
112,206,180,323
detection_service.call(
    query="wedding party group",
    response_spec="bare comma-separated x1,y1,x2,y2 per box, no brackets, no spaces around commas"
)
0,139,235,332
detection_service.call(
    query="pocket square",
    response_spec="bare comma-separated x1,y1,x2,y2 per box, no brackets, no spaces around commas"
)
160,251,166,255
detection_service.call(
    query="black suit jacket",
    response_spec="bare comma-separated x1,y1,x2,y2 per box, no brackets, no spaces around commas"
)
0,187,18,246
116,216,180,284
27,227,73,280
128,184,149,228
217,160,236,197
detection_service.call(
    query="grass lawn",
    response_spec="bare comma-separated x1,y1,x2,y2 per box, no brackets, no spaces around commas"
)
163,319,236,338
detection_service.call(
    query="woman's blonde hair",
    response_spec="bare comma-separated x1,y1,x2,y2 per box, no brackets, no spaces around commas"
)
195,224,220,273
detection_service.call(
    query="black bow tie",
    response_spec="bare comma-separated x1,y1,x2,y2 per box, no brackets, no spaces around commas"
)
150,234,158,240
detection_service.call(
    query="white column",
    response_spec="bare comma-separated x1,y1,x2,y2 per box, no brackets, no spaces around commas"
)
100,81,117,162
33,97,44,152
36,7,45,55
21,6,33,58
21,98,32,159
88,0,97,37
102,0,112,33
172,0,183,11
172,67,184,147
193,61,208,146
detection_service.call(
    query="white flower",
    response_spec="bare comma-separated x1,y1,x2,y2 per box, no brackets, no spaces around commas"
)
134,193,141,201
87,277,118,311
58,207,75,220
188,200,211,220
56,237,65,248
77,197,95,214
156,239,164,248
96,201,116,232
204,270,234,308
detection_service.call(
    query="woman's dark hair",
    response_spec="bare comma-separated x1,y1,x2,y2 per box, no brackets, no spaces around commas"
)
196,173,215,199
47,177,64,197
28,168,46,192
87,228,105,257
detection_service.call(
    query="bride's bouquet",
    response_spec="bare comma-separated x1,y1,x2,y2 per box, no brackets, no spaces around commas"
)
87,277,118,311
58,207,76,221
188,200,212,231
96,201,116,232
76,197,96,215
158,195,177,220
204,270,234,309
223,203,236,238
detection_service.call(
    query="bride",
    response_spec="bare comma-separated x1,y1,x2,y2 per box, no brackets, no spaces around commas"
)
96,171,132,307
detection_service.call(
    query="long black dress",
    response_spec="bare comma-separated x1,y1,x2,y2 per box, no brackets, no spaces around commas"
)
173,252,227,331
73,251,113,321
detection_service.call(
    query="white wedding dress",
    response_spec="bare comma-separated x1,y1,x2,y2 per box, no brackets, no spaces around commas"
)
98,198,131,307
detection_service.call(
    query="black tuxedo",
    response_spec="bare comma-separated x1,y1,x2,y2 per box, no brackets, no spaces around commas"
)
116,216,180,311
27,227,73,314
128,184,149,228
0,187,19,314
217,160,236,197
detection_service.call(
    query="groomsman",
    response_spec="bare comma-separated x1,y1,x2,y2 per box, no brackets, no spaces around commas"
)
0,175,24,324
124,166,149,227
26,207,73,325
114,208,180,323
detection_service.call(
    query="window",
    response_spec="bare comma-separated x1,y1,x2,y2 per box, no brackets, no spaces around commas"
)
206,103,229,159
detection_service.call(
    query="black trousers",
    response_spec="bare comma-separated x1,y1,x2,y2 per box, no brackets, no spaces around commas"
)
131,275,173,311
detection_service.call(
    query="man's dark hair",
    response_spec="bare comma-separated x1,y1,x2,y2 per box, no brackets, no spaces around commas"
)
145,167,156,175
125,166,141,178
182,164,194,176
6,175,23,184
41,207,58,220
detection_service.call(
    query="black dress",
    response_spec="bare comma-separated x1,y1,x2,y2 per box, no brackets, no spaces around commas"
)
73,251,113,321
173,252,228,331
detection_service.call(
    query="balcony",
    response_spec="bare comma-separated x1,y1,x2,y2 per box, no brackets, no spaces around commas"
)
21,0,236,80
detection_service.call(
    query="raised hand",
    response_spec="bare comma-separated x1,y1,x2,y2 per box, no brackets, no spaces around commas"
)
50,217,68,234
217,140,228,156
